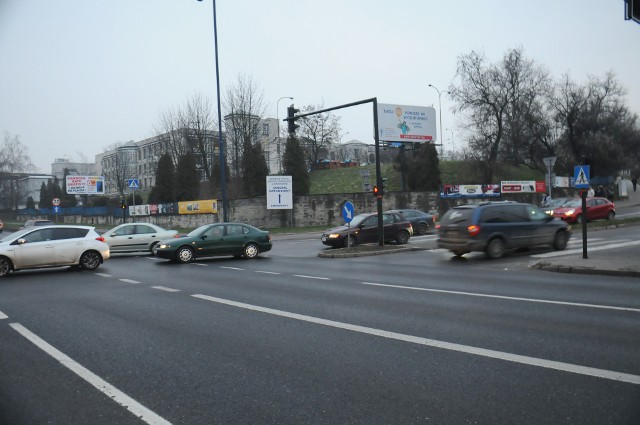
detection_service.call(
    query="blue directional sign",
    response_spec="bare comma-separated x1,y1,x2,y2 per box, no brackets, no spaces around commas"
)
53,206,60,214
342,201,355,223
574,165,590,189
128,178,139,189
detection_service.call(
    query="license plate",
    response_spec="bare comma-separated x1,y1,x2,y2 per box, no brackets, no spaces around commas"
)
321,236,327,242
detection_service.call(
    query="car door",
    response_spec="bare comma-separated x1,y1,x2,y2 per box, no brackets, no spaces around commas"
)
481,205,533,248
132,224,158,251
13,228,56,268
356,215,379,244
106,224,137,252
222,224,249,255
585,199,599,220
526,205,556,245
53,227,88,265
197,225,225,256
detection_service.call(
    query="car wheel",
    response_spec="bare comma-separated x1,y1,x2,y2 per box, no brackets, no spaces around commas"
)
150,242,159,256
79,251,101,270
417,222,429,235
0,256,12,277
176,246,194,263
244,243,259,259
607,211,615,221
396,230,410,244
343,235,358,247
553,230,569,250
486,238,505,259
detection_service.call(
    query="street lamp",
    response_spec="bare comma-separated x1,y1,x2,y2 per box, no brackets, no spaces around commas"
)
198,0,228,222
276,96,293,173
428,84,449,158
445,128,454,160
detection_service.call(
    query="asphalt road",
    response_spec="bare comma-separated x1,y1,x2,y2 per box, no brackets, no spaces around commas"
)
1,235,639,424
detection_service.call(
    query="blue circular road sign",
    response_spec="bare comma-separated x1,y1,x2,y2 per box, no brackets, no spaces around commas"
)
342,201,355,223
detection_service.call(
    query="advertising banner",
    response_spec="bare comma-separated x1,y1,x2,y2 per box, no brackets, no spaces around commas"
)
178,200,218,215
65,176,105,195
500,181,546,193
377,103,437,143
441,184,501,198
129,204,150,216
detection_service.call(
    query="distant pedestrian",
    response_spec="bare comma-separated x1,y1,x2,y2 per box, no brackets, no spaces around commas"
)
633,177,638,192
587,186,595,197
595,185,606,197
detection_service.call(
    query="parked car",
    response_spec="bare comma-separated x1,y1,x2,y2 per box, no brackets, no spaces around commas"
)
541,197,568,215
0,225,110,277
437,201,570,259
386,209,435,235
552,197,615,224
20,219,54,229
321,212,413,248
154,223,272,263
102,222,179,254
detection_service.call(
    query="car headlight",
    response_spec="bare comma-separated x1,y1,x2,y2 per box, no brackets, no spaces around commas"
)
159,244,170,249
328,234,341,239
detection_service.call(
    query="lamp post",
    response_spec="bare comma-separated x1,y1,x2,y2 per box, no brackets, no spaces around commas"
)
198,0,228,222
445,128,454,160
428,84,449,158
276,96,293,173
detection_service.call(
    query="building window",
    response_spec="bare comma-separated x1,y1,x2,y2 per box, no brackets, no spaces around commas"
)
262,123,269,136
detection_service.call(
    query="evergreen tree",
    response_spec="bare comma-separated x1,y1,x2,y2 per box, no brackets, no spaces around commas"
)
25,196,35,209
282,135,309,196
400,143,442,191
39,181,51,209
149,153,175,203
175,152,200,201
241,137,269,197
61,168,78,207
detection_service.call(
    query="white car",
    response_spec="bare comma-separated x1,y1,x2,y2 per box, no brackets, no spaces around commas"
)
102,222,179,254
0,225,110,278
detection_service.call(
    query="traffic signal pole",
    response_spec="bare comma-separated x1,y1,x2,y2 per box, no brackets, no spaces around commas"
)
283,97,384,246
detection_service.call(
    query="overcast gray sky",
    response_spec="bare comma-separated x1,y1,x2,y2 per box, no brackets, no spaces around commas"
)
1,0,638,173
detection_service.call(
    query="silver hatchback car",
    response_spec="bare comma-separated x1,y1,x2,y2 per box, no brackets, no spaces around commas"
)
0,225,110,278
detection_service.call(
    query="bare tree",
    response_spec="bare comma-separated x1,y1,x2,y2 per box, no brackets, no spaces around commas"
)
449,48,550,182
298,104,341,170
0,132,35,210
101,141,137,198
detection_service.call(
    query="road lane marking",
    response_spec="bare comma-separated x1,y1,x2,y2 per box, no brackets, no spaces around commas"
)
95,273,112,278
151,286,181,293
192,263,208,266
293,275,330,280
119,279,141,284
9,323,172,425
255,271,281,275
191,294,640,386
0,310,8,320
359,281,640,313
220,266,244,271
532,240,640,258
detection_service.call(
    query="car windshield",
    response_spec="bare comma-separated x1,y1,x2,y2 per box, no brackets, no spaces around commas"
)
348,214,371,227
563,199,582,208
187,224,212,237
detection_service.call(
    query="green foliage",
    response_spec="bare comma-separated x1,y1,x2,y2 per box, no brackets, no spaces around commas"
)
283,135,310,196
395,143,441,191
25,196,35,209
60,168,77,207
39,182,51,209
241,137,269,197
149,152,175,203
126,193,144,205
175,152,200,201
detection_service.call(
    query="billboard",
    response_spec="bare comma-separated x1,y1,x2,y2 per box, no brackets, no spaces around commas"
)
266,175,293,210
377,103,437,143
500,181,546,194
441,184,501,198
65,176,105,195
178,200,218,215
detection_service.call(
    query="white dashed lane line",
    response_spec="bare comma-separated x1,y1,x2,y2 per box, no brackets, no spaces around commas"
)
119,279,141,284
293,275,330,280
95,273,112,278
151,286,181,293
220,266,244,271
0,310,8,320
255,271,281,275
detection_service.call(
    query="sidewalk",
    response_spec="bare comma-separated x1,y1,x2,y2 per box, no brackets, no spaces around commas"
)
531,178,640,278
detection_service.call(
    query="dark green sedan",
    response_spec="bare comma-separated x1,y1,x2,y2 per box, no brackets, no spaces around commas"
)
155,223,272,262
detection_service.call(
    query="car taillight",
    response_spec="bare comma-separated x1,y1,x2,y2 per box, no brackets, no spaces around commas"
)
173,234,181,238
467,225,481,236
432,216,436,222
435,224,441,230
95,236,105,242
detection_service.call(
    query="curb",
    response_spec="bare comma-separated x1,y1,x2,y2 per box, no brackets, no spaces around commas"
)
317,246,424,258
530,262,640,278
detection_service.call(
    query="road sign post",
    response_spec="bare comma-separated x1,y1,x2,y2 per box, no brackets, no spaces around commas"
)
574,165,590,259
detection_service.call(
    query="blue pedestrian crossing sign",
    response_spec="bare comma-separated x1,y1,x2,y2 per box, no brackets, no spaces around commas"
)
128,178,139,189
574,165,590,189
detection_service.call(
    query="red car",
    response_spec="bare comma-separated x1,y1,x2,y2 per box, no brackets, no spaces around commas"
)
552,197,615,224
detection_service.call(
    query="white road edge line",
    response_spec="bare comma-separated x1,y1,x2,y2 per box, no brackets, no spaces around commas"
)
151,286,181,293
359,282,640,313
0,310,8,320
293,275,330,280
9,323,172,425
191,294,640,386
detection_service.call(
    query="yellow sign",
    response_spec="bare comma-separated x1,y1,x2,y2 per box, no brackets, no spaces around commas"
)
178,199,218,215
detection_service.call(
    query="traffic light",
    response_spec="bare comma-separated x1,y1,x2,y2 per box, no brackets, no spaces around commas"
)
373,185,380,197
626,0,640,24
120,200,126,209
287,105,300,133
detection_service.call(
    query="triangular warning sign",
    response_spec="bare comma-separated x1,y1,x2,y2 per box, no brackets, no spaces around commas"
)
575,167,589,185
